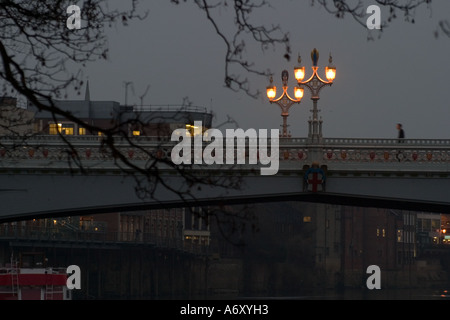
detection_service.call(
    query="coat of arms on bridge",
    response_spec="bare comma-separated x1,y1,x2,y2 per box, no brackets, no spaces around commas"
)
303,163,327,192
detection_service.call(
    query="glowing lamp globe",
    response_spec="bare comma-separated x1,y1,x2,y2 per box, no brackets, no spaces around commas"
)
266,86,276,100
294,86,304,100
294,66,305,82
325,66,336,82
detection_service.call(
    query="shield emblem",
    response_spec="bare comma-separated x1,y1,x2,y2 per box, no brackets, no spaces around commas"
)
283,150,290,160
427,153,433,161
28,149,34,158
384,152,389,160
298,151,304,160
341,151,347,160
326,151,333,159
42,149,49,158
304,167,326,193
412,152,418,161
369,152,376,160
128,150,134,159
86,149,91,158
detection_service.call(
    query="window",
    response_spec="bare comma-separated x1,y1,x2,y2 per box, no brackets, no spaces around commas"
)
133,130,141,136
62,127,74,135
49,123,61,135
432,219,440,231
185,124,204,136
423,219,431,231
79,127,86,135
397,229,403,242
404,213,415,225
382,228,386,237
49,123,74,135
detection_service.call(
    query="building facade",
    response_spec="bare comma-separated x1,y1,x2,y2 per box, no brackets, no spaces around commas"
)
27,84,212,137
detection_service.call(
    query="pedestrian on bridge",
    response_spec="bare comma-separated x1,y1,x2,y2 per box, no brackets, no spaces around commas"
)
397,123,405,143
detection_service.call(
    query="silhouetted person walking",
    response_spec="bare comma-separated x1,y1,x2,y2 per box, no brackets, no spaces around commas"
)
397,123,405,143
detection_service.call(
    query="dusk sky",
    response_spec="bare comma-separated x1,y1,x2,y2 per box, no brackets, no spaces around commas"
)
78,1,450,139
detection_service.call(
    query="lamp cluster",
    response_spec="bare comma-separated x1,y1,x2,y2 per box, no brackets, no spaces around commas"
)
266,48,336,139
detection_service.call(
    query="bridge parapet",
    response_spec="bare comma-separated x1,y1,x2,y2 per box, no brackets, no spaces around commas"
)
0,136,449,173
281,138,450,167
322,138,450,146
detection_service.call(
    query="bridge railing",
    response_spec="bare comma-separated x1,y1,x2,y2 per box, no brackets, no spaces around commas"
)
0,136,449,169
1,135,449,145
322,138,450,146
319,139,450,165
276,139,450,166
0,134,173,145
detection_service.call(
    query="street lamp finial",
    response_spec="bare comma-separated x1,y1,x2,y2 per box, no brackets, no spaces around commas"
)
311,48,319,66
281,70,289,86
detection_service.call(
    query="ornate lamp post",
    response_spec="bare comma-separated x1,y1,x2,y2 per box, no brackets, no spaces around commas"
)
266,48,336,141
266,70,304,138
295,48,336,142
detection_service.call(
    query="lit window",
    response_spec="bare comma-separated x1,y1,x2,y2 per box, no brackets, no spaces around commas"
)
397,229,403,242
133,131,141,136
382,228,386,237
61,127,74,135
49,123,74,135
49,123,62,135
79,128,86,135
185,124,203,136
